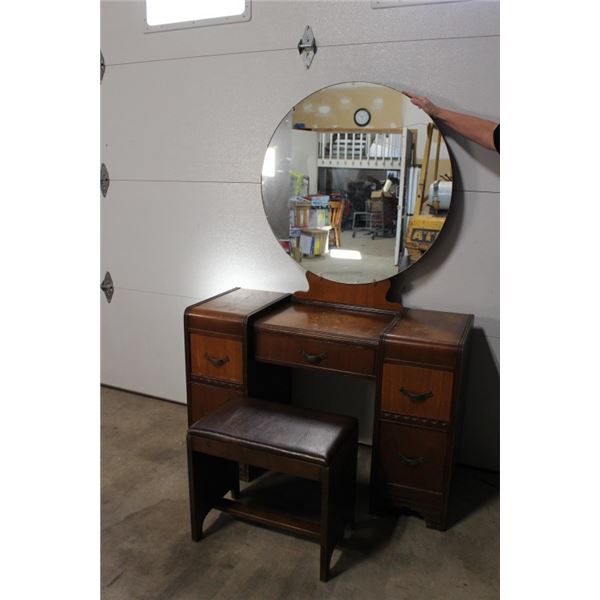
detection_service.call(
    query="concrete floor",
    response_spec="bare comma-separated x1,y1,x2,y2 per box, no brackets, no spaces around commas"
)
101,387,499,600
302,230,402,283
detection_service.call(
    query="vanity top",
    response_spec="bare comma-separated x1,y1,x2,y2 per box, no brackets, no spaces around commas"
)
386,309,473,347
186,288,290,334
254,301,396,345
383,309,473,369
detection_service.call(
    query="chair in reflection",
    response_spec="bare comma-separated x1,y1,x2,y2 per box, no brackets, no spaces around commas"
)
328,199,344,248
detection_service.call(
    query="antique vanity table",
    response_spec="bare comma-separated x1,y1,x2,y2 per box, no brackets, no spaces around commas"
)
184,83,473,531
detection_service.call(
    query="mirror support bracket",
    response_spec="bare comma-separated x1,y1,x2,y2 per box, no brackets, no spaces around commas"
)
298,25,317,69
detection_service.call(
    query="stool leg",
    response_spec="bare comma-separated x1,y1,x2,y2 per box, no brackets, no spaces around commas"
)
187,436,238,541
187,439,206,541
319,467,335,582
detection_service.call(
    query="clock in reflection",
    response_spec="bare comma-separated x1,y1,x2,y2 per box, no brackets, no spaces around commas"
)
353,108,371,127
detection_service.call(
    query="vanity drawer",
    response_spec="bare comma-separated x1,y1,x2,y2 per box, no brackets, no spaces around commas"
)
381,363,453,422
189,382,242,425
189,332,243,383
255,331,376,377
378,421,448,492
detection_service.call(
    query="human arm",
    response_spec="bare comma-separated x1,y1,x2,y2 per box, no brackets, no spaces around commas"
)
403,91,498,152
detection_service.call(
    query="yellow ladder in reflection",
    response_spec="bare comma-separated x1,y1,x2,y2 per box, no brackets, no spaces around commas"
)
414,122,442,216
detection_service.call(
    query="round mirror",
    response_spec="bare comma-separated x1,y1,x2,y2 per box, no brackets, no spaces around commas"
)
261,82,453,284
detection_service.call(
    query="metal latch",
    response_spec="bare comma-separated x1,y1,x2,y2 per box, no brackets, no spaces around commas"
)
101,271,114,303
298,25,317,69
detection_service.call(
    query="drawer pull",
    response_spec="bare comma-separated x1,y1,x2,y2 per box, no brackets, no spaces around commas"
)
204,352,230,368
299,349,328,364
398,454,427,467
400,386,433,403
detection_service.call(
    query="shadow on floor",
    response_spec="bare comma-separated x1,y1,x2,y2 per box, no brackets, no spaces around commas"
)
200,450,498,576
447,464,499,529
200,470,403,581
332,480,402,580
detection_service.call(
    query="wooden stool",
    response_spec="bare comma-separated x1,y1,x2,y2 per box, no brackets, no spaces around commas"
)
187,396,358,581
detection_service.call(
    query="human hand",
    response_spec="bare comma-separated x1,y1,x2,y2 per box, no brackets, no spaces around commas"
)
402,91,439,118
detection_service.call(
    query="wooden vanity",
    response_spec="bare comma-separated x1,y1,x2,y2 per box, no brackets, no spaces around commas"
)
184,280,472,530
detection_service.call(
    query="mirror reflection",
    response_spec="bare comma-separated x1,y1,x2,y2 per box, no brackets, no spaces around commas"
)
261,82,453,284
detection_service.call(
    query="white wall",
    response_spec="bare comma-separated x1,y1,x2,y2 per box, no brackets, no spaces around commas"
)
291,129,319,195
101,0,500,469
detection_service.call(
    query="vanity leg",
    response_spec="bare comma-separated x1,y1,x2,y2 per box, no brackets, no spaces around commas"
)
347,456,357,528
368,485,385,516
344,438,358,528
424,512,446,531
231,463,240,500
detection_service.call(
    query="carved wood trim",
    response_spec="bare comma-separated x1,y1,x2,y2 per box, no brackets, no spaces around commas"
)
294,272,402,312
380,411,450,431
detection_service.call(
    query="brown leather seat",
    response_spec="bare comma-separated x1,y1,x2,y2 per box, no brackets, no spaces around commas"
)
188,396,357,465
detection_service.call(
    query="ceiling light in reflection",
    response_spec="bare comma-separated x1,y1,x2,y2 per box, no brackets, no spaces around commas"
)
330,249,362,260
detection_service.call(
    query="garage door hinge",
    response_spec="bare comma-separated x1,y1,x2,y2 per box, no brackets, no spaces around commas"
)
101,271,114,303
298,26,317,69
101,163,110,197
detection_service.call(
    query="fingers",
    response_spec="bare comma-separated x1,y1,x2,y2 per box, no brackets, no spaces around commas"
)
403,90,426,107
